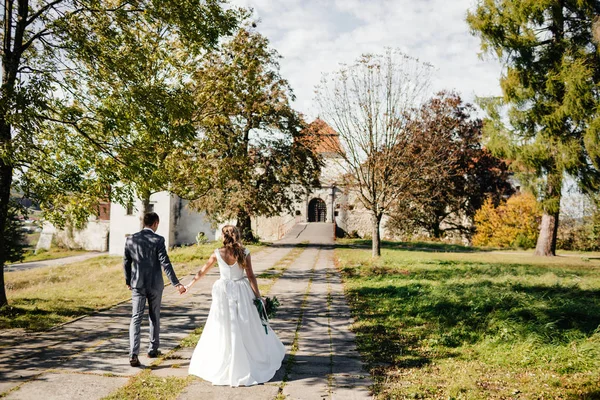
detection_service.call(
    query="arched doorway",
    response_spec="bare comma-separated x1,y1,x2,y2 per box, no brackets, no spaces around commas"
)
308,198,327,222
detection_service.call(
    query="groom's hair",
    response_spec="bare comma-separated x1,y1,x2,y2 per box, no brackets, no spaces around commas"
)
143,212,160,227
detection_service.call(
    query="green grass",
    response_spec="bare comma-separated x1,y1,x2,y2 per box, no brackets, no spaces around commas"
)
336,240,600,399
179,326,204,348
0,242,262,331
101,369,193,400
18,247,90,263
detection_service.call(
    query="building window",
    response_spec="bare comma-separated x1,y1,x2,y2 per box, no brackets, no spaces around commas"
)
147,203,155,213
126,203,134,216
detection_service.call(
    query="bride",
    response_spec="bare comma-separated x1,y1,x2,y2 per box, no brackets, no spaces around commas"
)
184,225,285,386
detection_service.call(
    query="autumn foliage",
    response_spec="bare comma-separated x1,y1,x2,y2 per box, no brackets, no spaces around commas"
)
472,193,541,249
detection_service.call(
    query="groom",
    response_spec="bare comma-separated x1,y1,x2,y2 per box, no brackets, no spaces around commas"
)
123,212,186,367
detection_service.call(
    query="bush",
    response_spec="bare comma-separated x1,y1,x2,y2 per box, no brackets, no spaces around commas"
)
347,230,361,239
557,216,600,251
472,193,541,249
195,232,208,246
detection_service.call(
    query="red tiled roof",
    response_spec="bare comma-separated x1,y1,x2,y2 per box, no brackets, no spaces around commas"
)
301,118,344,155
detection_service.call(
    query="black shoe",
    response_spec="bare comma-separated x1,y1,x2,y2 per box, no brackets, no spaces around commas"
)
129,354,140,367
147,350,161,358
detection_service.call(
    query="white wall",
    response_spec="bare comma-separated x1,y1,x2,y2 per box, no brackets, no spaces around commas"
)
253,214,300,241
108,192,174,255
38,219,110,252
320,156,346,186
152,192,174,247
172,198,215,245
109,201,141,256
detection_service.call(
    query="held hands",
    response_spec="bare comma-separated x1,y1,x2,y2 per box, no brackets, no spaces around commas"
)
176,284,187,295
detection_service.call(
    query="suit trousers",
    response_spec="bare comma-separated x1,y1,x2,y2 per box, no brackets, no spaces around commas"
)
129,287,163,356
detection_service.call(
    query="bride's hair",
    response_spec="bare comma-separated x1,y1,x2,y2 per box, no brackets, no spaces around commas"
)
222,225,247,268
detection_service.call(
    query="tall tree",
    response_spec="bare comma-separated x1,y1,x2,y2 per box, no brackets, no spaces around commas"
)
169,28,321,242
387,92,514,239
0,0,240,307
467,0,600,256
315,49,452,257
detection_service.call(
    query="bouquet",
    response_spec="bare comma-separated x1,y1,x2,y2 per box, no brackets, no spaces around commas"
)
253,296,280,334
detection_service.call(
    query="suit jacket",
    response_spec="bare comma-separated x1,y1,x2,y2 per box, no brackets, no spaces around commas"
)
123,229,180,290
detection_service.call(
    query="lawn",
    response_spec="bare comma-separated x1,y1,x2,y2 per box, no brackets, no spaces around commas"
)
336,239,600,399
0,242,264,331
15,229,90,263
18,247,91,263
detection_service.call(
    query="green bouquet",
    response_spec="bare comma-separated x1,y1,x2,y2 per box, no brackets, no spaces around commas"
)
253,296,280,334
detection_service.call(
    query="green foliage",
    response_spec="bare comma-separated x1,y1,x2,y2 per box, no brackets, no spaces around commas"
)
337,242,600,398
467,0,600,255
2,202,27,264
169,27,320,240
7,0,242,228
29,0,243,220
557,218,600,252
473,193,541,248
0,0,243,306
195,232,208,246
557,196,600,251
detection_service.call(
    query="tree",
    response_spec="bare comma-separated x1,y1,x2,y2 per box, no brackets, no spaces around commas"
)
2,201,26,264
387,92,514,240
467,0,600,256
0,0,240,307
169,28,321,242
315,49,458,257
472,193,541,249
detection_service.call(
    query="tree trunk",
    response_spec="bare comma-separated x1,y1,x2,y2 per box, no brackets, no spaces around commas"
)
432,222,442,239
535,171,562,256
236,210,256,243
371,212,382,257
0,161,11,307
0,262,6,307
0,121,13,307
139,190,152,229
0,0,23,308
534,212,559,256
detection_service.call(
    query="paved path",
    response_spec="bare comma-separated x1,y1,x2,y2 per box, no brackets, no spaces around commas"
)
0,223,372,399
5,252,107,272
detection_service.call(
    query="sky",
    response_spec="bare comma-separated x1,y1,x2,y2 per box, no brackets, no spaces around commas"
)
230,0,505,119
228,0,588,215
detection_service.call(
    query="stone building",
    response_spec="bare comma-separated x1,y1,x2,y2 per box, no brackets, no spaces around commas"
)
37,201,111,252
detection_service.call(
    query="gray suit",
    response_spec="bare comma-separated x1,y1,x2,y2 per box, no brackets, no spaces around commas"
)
124,228,181,356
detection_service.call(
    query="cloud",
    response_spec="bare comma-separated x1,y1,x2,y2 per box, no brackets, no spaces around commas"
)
229,0,504,118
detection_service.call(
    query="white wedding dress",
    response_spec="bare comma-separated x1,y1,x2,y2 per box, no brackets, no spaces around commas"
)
188,249,285,386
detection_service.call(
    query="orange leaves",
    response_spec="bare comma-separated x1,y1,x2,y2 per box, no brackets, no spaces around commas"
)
472,193,541,248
